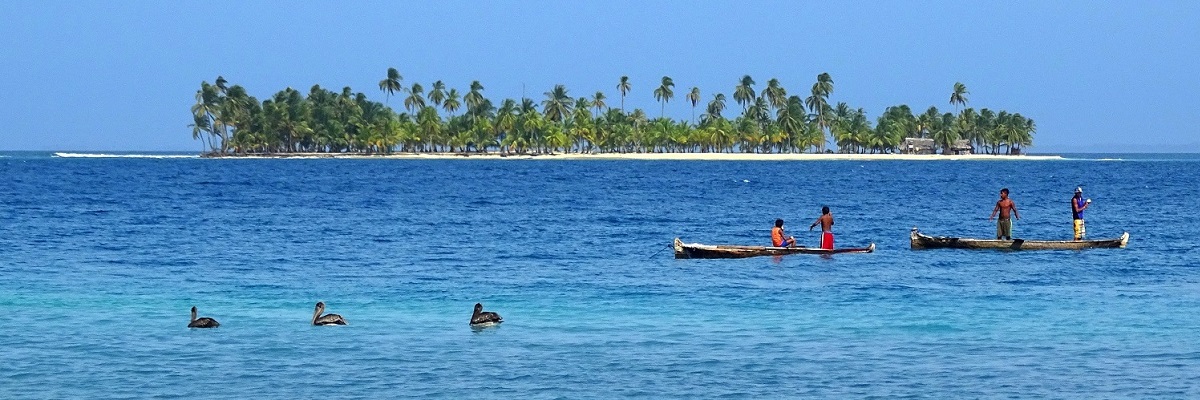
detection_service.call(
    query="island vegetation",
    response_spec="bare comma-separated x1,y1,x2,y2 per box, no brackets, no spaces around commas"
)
190,69,1035,156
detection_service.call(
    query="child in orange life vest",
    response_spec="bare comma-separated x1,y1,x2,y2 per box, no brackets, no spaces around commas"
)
771,219,796,247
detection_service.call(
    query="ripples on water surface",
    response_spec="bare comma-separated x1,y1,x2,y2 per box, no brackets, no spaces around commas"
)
2,152,1199,398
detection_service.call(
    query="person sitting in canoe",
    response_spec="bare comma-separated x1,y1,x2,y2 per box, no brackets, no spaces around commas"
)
772,219,797,248
988,188,1020,240
809,206,835,250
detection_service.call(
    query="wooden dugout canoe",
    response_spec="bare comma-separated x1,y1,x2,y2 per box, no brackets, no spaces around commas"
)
909,227,1129,250
673,238,876,259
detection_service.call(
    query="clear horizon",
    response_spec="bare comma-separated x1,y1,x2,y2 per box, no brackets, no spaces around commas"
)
1,1,1197,153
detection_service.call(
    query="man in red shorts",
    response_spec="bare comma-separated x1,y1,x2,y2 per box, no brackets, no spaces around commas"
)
809,206,835,250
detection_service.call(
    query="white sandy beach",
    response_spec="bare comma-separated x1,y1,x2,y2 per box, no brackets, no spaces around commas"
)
195,152,1064,161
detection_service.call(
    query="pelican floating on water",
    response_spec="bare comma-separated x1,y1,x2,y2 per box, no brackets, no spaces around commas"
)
470,303,502,326
188,306,219,328
312,301,347,326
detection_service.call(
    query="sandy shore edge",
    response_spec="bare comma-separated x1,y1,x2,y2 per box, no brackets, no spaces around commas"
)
200,152,1064,161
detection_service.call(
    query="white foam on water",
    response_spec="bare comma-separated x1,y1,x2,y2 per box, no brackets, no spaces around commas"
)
53,152,198,159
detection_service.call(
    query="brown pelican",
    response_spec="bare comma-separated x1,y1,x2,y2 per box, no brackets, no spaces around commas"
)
312,301,347,326
470,303,502,326
187,306,219,328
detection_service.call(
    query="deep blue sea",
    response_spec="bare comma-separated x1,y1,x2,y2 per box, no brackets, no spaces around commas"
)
2,152,1199,398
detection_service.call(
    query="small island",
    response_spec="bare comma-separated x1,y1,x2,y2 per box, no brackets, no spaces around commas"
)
190,70,1037,158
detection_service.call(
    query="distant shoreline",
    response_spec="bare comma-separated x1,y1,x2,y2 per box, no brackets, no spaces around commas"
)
190,152,1065,161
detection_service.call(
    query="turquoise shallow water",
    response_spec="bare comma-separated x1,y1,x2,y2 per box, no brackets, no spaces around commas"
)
1,152,1199,398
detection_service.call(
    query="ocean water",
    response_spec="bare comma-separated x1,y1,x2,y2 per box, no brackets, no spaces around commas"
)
1,152,1198,398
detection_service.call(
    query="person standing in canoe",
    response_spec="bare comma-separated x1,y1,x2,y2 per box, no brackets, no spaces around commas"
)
1072,187,1091,240
989,188,1020,240
772,219,797,248
809,206,834,250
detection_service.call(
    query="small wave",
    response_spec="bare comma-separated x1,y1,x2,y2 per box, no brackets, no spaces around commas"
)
1059,157,1124,161
53,152,198,159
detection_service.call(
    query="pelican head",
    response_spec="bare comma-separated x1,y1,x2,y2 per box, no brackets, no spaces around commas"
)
312,302,326,324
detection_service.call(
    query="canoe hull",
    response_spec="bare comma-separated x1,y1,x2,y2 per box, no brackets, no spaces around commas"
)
909,228,1129,250
673,238,875,259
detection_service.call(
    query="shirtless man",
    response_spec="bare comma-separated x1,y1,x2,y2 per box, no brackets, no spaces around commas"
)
988,188,1020,240
809,206,834,250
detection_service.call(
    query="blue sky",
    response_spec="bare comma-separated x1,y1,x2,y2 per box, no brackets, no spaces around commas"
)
1,1,1197,152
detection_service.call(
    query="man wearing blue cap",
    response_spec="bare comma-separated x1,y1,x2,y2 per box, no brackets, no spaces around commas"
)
1072,187,1091,240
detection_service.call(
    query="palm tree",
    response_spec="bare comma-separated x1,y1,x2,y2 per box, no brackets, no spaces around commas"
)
465,81,485,119
494,99,518,153
733,75,756,113
404,83,426,113
916,106,938,139
189,112,212,152
211,78,231,151
520,98,538,114
192,81,223,153
442,88,462,117
762,78,787,112
806,73,834,151
747,97,770,127
428,80,446,107
955,108,979,152
950,82,969,113
617,76,631,112
828,102,852,152
522,109,547,153
776,96,805,151
1020,116,1036,153
932,112,957,154
686,87,701,124
215,76,228,94
470,98,496,121
630,109,648,151
216,85,253,151
570,97,593,151
814,73,834,97
378,68,402,104
542,84,573,124
592,91,607,115
976,108,995,153
653,76,675,118
416,106,442,152
703,93,727,125
574,97,593,116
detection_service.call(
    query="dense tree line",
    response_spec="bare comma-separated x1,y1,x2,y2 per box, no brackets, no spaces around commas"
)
190,70,1034,156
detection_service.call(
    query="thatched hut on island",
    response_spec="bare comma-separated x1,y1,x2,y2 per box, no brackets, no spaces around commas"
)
902,138,936,155
949,139,974,155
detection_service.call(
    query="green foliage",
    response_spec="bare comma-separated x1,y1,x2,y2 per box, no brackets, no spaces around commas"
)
190,75,1033,155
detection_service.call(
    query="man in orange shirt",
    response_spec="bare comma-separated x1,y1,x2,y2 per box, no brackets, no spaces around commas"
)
772,219,796,248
